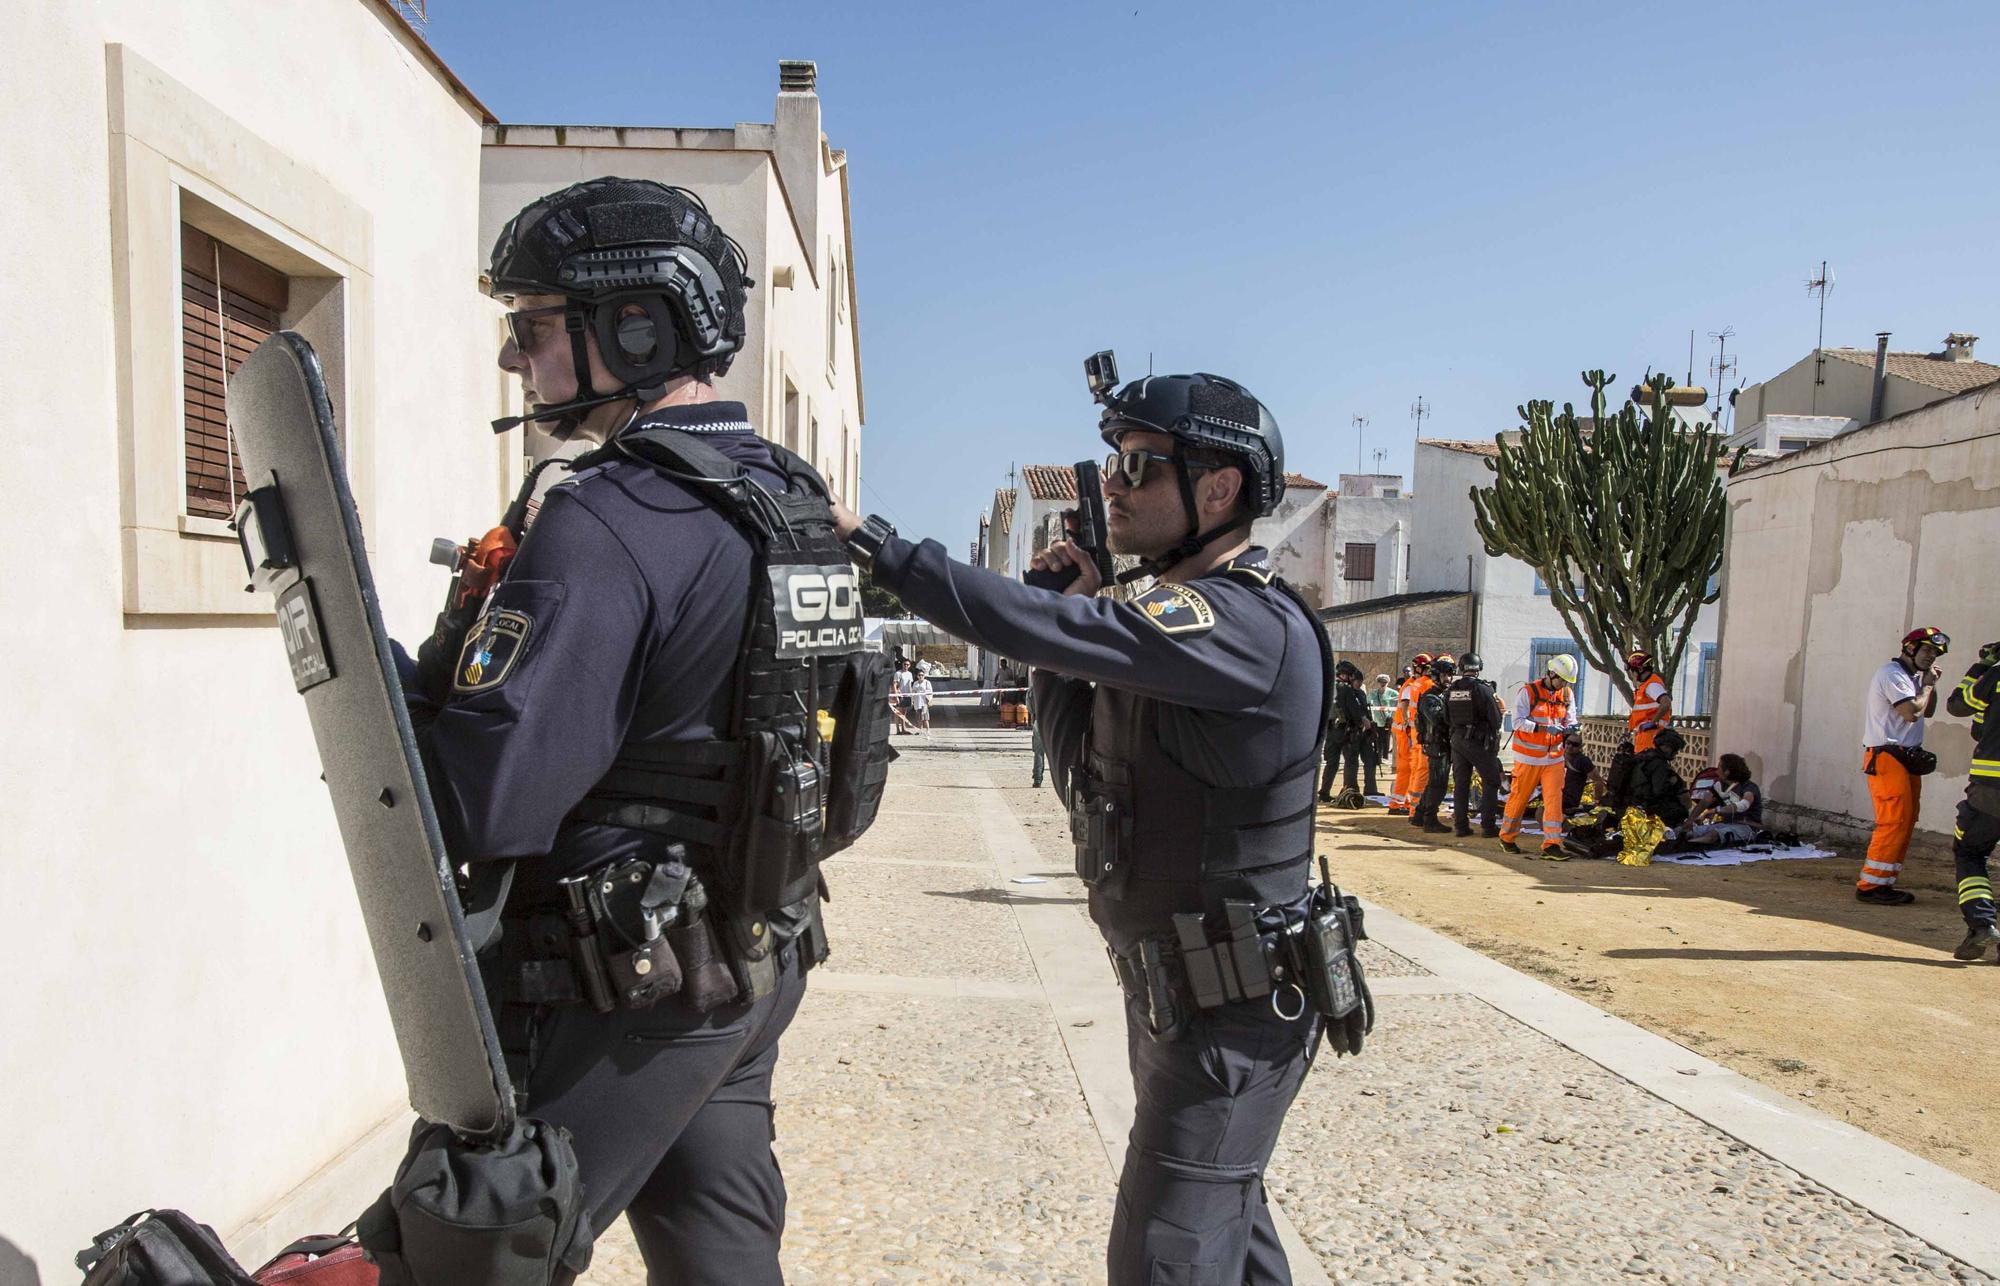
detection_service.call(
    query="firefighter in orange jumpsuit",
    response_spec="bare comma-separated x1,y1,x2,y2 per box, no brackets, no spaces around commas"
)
1500,654,1579,856
1391,655,1433,817
1625,648,1672,754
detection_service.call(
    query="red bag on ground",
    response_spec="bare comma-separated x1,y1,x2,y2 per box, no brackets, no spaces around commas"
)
253,1236,376,1286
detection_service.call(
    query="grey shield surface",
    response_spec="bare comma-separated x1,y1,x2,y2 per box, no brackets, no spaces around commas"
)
228,331,512,1137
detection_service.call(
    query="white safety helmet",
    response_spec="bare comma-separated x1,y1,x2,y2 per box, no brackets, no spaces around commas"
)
1544,654,1580,685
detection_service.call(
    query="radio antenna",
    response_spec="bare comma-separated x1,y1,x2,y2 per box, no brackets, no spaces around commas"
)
1351,414,1370,473
1806,261,1834,412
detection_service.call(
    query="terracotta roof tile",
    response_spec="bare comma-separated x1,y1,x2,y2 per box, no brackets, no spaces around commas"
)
1021,464,1077,501
991,488,1015,526
1820,347,2000,395
1283,472,1328,490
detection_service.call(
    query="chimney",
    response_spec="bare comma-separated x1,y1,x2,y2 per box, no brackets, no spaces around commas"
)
1943,332,1980,362
773,61,822,268
778,59,816,93
1868,331,1890,423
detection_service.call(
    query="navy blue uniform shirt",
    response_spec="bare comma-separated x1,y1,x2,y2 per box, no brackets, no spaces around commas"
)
416,401,783,903
870,533,1324,940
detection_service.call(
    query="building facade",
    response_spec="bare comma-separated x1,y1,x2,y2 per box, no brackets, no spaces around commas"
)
479,61,864,507
1730,332,1997,459
1713,382,2000,850
0,2,501,1275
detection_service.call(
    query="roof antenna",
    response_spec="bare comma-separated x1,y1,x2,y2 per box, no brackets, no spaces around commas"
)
1805,261,1834,413
1147,351,1154,377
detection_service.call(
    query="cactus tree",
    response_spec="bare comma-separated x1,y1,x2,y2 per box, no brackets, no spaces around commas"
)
1469,371,1734,702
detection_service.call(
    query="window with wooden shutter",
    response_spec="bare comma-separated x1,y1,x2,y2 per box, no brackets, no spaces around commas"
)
1343,541,1377,581
181,224,288,520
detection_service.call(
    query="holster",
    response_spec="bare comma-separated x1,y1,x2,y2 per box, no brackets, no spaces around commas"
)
1107,938,1188,1042
1068,767,1132,888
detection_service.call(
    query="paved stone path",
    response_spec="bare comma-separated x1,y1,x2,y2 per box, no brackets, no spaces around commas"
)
582,717,1999,1285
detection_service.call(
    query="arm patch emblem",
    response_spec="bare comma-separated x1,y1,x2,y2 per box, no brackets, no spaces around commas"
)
453,608,534,694
1134,583,1216,638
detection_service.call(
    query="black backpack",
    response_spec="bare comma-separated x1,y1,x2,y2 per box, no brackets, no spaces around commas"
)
77,1210,255,1285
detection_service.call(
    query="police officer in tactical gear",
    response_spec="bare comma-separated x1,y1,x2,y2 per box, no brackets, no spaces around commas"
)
1321,659,1377,804
1445,652,1504,838
407,178,887,1283
833,355,1371,1285
1411,655,1456,832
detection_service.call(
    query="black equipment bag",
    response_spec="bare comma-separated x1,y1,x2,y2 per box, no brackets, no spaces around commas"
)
357,1118,592,1286
1882,743,1938,777
821,648,897,855
77,1210,256,1285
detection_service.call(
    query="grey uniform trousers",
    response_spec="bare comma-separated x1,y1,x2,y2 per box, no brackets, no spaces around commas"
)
1110,993,1322,1285
522,948,809,1286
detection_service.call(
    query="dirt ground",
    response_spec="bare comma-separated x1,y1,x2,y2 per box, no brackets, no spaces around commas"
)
1319,806,2000,1191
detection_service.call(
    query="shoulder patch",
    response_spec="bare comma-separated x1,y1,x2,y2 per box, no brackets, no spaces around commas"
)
453,606,535,694
1134,583,1216,638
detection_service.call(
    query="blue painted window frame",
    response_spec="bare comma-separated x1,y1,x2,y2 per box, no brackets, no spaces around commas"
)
1694,642,1718,716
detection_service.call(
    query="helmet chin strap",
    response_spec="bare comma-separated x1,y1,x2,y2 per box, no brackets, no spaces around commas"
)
1124,447,1249,581
489,304,652,437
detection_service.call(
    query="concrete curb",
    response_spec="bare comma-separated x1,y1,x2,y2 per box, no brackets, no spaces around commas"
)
1361,899,2000,1276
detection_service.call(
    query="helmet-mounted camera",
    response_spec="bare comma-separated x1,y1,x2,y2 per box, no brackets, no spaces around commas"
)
1085,350,1120,406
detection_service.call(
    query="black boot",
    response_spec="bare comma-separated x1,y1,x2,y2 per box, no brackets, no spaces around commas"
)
1953,923,2000,960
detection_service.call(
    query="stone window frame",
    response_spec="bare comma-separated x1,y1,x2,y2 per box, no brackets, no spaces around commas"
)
106,45,374,616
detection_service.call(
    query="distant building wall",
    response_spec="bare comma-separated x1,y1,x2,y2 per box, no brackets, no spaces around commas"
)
1256,485,1330,606
1715,384,2000,848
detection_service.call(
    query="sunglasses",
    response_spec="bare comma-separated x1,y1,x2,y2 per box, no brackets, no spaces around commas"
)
504,304,570,352
1103,448,1200,490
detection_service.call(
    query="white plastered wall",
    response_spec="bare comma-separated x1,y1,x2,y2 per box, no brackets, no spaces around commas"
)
0,4,493,1277
1714,385,2000,840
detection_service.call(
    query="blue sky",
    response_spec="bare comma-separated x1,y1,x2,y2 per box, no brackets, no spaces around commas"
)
428,0,1999,547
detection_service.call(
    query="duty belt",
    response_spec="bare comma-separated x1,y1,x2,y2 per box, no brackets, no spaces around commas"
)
1107,879,1373,1045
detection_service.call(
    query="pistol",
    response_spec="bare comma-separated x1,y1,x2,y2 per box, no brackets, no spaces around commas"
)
1024,459,1117,593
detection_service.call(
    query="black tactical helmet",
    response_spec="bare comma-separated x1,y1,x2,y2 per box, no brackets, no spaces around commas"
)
1458,651,1484,674
1335,660,1364,683
488,178,752,430
1429,655,1457,679
1655,726,1686,755
1084,351,1286,573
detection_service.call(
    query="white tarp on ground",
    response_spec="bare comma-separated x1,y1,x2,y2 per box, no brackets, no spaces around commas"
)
1652,845,1837,867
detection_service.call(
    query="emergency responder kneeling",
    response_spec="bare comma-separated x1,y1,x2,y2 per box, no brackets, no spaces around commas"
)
833,353,1374,1286
1500,655,1580,856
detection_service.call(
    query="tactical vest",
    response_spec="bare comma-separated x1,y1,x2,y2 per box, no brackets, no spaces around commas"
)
567,427,895,938
1445,676,1496,735
1071,569,1332,945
